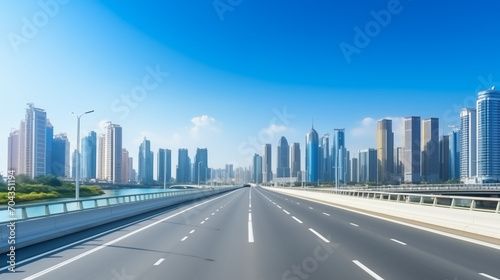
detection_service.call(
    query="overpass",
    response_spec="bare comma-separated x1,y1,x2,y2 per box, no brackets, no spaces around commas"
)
0,185,499,279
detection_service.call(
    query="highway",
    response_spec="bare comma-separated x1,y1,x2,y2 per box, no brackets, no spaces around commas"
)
1,186,500,280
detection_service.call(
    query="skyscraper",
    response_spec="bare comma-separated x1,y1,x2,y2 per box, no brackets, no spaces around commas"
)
225,164,234,182
277,136,290,178
7,129,20,174
376,119,394,184
81,131,97,180
97,134,105,181
351,157,358,183
262,144,272,182
290,142,301,179
52,133,70,177
138,137,154,184
404,116,421,183
358,149,377,183
449,130,460,180
176,148,190,183
440,135,450,181
24,103,47,178
421,118,440,182
476,88,500,183
333,129,346,184
394,147,404,182
122,148,129,183
305,126,319,183
253,153,263,183
319,134,331,182
45,120,53,175
104,122,122,183
460,108,476,181
194,148,208,184
158,148,172,183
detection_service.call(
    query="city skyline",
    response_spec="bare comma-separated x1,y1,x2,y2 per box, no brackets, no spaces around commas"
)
1,1,500,178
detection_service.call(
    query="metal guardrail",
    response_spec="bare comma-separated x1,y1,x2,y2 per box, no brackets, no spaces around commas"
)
0,187,230,223
278,187,500,214
337,183,500,192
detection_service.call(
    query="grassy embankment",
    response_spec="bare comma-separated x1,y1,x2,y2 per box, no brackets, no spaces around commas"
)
0,174,104,204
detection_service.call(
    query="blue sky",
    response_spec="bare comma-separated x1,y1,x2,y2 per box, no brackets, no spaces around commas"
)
1,0,499,176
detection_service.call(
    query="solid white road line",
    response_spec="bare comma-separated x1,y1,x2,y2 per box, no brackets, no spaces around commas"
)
322,212,330,216
390,238,407,246
350,223,359,227
308,228,330,243
249,213,252,222
352,260,385,280
181,236,188,241
480,273,500,280
154,258,165,266
292,216,303,224
17,189,241,279
283,210,290,215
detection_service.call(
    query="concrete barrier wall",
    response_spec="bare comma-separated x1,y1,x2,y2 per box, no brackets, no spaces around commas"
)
265,187,500,240
0,187,239,253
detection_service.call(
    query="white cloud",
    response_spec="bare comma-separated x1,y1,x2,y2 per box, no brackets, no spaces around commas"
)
263,124,288,135
190,115,219,137
350,117,376,137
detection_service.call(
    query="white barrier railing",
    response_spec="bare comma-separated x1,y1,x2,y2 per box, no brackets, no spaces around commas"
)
275,187,500,214
0,187,234,223
337,183,500,192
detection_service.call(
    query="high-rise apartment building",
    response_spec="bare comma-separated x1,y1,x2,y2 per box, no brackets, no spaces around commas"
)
422,118,440,182
7,129,20,174
376,119,394,183
104,122,122,183
460,108,476,181
476,88,500,183
24,103,47,178
404,116,421,183
122,148,129,183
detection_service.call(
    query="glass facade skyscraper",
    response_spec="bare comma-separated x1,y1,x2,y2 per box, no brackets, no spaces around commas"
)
52,133,70,177
449,130,461,180
24,103,47,178
422,118,440,182
138,137,154,184
176,148,191,183
253,153,262,183
476,88,500,183
319,134,331,182
333,129,346,184
263,144,272,182
290,142,301,180
194,148,208,184
157,148,171,183
81,131,97,180
305,127,319,183
277,136,290,178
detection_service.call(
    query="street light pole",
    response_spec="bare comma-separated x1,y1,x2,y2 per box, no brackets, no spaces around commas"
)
72,110,94,201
